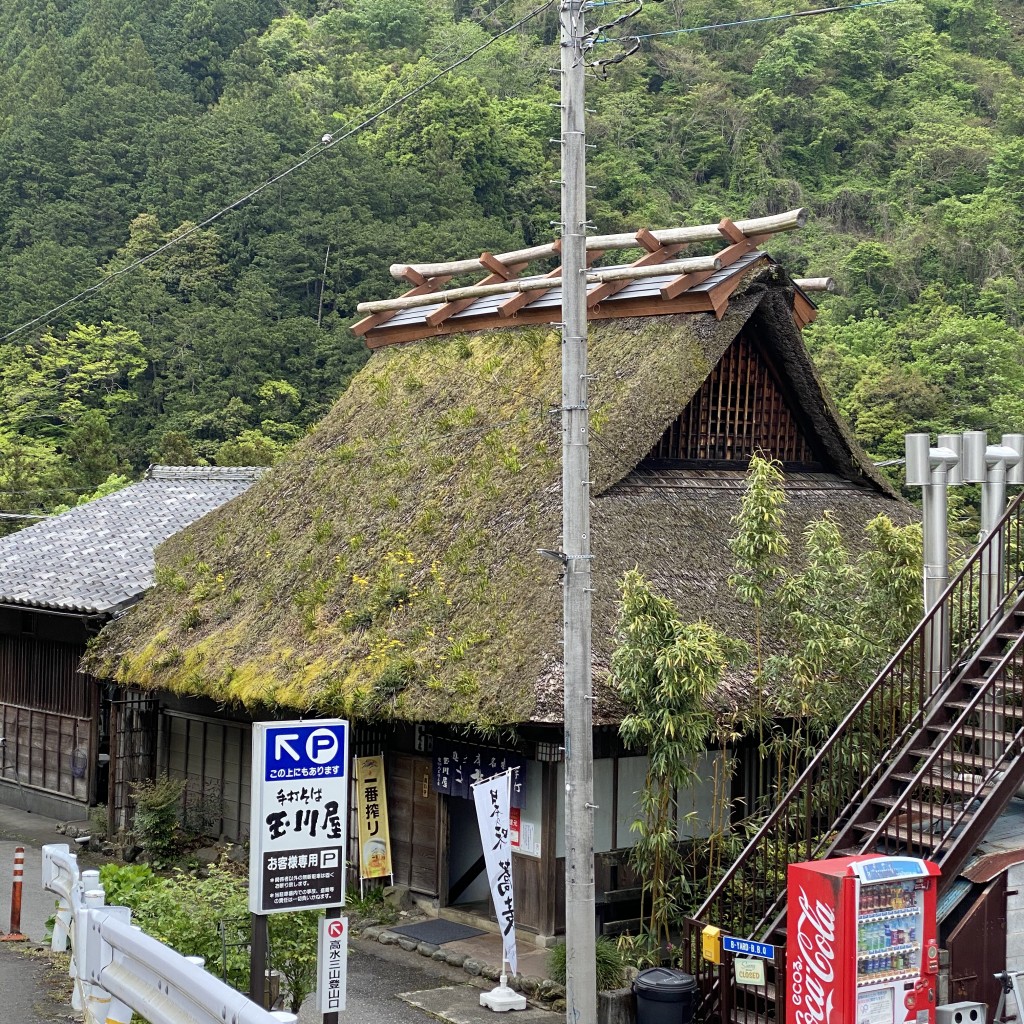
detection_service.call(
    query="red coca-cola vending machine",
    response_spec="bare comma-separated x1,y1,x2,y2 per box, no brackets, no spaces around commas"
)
788,856,941,1024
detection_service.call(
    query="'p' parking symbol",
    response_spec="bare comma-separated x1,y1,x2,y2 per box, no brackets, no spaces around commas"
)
306,728,339,764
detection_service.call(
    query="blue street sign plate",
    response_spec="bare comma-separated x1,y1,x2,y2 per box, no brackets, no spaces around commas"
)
722,937,775,960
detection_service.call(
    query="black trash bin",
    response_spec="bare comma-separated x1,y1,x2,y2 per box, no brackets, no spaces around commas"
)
633,968,698,1024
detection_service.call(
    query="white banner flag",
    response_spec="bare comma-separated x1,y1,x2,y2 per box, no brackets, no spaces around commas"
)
472,769,518,976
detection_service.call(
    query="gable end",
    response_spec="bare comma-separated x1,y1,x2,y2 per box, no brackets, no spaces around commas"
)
643,327,826,471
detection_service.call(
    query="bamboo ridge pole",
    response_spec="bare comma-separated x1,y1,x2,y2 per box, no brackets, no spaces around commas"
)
793,276,835,291
358,256,722,314
389,208,807,280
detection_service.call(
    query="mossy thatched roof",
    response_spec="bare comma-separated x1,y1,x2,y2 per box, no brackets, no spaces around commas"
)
89,273,909,727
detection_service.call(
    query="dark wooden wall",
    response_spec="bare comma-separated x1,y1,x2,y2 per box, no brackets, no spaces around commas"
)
0,634,96,803
0,635,92,717
649,329,820,467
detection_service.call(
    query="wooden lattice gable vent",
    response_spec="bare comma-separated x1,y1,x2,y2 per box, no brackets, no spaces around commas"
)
647,328,827,470
351,209,833,348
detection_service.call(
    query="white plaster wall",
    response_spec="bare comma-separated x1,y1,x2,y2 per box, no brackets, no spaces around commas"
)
1005,863,1024,975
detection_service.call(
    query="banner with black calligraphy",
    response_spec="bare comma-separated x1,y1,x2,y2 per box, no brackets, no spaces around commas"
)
472,770,518,976
355,755,393,880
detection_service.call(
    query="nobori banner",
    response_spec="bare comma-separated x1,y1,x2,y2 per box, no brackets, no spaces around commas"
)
249,719,349,914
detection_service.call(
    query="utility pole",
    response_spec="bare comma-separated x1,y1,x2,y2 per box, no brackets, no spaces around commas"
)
559,0,597,1021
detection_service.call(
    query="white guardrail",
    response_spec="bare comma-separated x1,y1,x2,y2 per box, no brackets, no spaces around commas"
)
42,844,298,1024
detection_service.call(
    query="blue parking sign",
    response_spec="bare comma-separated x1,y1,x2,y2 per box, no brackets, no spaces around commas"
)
264,722,347,781
250,718,350,914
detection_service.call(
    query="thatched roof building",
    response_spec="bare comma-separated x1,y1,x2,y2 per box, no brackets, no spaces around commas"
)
89,260,909,729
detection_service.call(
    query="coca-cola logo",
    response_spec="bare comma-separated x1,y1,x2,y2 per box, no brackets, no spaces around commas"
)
789,887,836,1024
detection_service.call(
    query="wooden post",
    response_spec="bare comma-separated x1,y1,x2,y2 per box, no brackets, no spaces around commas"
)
249,913,268,1007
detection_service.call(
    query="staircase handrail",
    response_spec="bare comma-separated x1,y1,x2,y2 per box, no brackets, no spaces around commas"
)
848,627,1024,871
693,490,1024,937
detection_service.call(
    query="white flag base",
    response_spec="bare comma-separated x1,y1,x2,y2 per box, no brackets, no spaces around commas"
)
480,972,527,1012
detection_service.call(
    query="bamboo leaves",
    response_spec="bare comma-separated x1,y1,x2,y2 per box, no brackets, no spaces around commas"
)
613,569,742,948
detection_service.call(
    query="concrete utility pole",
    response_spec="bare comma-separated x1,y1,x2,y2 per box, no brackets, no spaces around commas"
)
559,0,598,1021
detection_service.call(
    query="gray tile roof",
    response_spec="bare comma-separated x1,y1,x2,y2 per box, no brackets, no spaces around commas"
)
0,466,263,615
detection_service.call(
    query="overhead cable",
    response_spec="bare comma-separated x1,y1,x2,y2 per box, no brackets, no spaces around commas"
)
0,0,555,344
595,0,897,43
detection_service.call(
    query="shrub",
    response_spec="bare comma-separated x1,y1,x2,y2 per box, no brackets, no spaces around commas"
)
548,936,626,992
98,863,155,908
131,775,189,865
269,910,321,1013
131,775,220,866
96,861,320,1011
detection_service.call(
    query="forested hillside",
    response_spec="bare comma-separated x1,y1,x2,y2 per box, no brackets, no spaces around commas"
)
1,0,1022,516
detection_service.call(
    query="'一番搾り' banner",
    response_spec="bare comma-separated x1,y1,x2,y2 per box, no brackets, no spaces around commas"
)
355,755,393,880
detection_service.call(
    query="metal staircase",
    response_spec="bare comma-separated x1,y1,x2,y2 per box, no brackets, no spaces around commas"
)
681,492,1024,1024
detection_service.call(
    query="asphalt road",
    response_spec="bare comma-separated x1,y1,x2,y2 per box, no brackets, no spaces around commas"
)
296,938,480,1022
0,916,459,1024
0,942,76,1023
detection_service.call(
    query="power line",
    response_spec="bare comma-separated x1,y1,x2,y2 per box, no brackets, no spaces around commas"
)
0,1,555,345
595,0,897,43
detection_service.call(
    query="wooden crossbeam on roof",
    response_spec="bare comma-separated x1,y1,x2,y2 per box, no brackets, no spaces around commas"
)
354,208,816,347
660,228,770,301
361,266,761,349
386,208,807,280
350,272,453,337
425,253,530,328
355,256,724,316
587,228,682,309
499,244,609,319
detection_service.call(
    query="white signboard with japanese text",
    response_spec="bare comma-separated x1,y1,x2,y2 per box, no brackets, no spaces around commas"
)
472,769,518,976
317,915,349,1013
248,719,349,914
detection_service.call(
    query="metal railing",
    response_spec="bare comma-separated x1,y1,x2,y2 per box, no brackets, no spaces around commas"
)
846,627,1024,869
42,844,296,1024
680,491,1024,1023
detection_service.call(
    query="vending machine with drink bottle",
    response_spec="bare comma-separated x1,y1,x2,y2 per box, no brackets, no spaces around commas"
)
787,856,941,1024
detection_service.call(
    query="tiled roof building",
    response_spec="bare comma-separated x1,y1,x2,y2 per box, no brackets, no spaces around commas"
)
0,466,261,614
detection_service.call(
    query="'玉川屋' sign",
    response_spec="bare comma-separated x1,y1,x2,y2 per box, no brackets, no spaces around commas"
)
248,720,349,914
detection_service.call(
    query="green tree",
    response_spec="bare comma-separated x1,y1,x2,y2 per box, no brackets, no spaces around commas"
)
0,322,146,436
613,570,742,951
61,409,119,490
727,452,787,678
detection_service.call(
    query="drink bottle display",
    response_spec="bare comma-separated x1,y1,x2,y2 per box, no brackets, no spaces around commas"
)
787,855,940,1024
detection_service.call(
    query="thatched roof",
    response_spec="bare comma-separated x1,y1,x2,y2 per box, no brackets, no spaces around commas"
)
88,270,909,727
